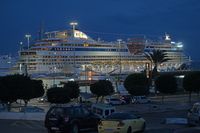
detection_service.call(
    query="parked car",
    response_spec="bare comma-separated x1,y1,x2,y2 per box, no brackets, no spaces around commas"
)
91,103,116,118
98,112,146,133
120,94,132,104
104,98,126,105
20,106,45,113
187,102,200,126
132,96,151,104
44,104,100,133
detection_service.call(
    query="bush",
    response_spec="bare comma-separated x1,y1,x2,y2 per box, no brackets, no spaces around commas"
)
124,73,149,96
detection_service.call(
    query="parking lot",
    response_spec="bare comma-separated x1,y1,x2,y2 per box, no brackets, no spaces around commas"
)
0,94,199,133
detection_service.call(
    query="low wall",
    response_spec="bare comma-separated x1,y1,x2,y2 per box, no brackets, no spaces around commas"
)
0,112,45,121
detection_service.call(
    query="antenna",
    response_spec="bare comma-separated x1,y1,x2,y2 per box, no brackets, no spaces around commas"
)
38,21,45,40
70,22,78,37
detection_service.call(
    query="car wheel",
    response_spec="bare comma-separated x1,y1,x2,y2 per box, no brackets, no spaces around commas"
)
127,127,132,133
71,124,79,133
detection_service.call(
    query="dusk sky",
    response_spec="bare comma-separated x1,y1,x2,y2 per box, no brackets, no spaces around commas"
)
1,0,200,60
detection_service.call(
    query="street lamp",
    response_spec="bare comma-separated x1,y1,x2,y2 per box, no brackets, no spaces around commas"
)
53,66,57,87
116,39,122,93
25,34,31,50
117,39,122,74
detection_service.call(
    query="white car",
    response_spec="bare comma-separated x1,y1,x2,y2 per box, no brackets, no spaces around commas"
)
132,96,151,104
98,112,146,133
104,98,126,105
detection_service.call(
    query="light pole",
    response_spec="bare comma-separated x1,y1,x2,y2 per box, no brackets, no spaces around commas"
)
53,66,56,87
117,39,122,75
116,39,122,93
25,34,31,50
25,34,31,75
19,41,23,74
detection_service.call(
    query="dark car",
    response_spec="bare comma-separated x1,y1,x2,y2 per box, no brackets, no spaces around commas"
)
120,94,132,104
44,104,100,133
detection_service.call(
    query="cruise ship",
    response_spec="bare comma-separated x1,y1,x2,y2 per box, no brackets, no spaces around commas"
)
12,23,190,79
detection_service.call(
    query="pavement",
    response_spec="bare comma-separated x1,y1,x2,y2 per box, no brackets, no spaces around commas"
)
115,102,192,114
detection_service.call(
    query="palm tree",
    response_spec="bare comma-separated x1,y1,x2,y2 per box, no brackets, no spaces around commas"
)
145,50,170,94
145,50,170,78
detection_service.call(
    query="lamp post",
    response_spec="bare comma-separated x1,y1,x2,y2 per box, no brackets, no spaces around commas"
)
117,39,122,75
25,34,31,75
25,34,31,50
53,66,56,87
116,39,122,93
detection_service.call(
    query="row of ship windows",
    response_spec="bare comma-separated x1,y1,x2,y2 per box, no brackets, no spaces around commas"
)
144,49,183,52
24,61,181,68
61,43,112,47
50,48,128,52
21,55,183,61
28,47,128,52
41,59,120,61
25,62,89,66
21,59,138,63
20,52,37,55
34,43,113,48
20,57,184,65
41,55,140,59
23,59,146,65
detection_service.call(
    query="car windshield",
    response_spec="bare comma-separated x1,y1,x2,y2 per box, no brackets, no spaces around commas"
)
49,107,74,116
106,113,137,120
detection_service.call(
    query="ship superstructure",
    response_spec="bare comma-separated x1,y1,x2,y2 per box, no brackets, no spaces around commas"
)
12,24,190,78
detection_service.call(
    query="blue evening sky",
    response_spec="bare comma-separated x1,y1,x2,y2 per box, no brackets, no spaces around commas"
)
0,0,200,60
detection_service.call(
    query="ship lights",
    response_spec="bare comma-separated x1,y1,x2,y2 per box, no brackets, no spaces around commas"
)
177,42,183,48
74,30,88,39
165,34,171,41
